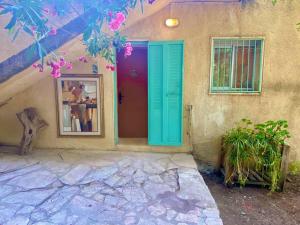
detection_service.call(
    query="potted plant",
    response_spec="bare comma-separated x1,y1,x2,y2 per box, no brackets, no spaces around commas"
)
222,119,290,192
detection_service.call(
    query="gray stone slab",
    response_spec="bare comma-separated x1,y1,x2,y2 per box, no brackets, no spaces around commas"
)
68,195,105,218
143,181,173,199
0,151,222,225
17,205,35,215
7,169,57,189
38,186,79,214
148,203,167,216
81,182,105,197
2,188,57,205
177,168,217,208
0,164,41,182
0,205,20,223
60,164,91,185
119,186,148,204
4,216,29,225
0,185,15,198
82,166,118,183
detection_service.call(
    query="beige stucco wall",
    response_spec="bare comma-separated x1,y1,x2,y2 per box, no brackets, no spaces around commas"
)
122,0,300,166
0,55,116,150
0,0,172,152
0,0,299,166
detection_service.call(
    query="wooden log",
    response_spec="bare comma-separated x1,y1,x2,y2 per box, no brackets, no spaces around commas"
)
16,108,48,155
278,144,290,191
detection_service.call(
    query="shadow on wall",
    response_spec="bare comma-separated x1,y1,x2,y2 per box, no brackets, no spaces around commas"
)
192,136,223,169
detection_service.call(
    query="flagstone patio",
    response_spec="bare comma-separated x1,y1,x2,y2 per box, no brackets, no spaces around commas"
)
0,149,222,225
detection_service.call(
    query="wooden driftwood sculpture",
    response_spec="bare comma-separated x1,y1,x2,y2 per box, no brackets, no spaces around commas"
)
16,107,48,155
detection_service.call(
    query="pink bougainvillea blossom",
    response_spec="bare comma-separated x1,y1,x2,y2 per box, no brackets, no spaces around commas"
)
124,42,133,57
49,27,57,36
50,61,61,78
43,8,50,14
79,56,88,63
59,58,66,67
66,62,73,70
32,63,38,69
109,12,126,32
116,12,126,23
32,57,73,78
106,65,115,72
32,63,43,72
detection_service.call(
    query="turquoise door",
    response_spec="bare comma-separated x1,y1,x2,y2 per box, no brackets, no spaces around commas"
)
148,41,184,146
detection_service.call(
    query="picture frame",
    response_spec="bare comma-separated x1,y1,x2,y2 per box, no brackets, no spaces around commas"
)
55,74,104,137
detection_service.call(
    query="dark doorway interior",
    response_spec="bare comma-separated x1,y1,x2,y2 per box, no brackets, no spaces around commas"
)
117,45,148,138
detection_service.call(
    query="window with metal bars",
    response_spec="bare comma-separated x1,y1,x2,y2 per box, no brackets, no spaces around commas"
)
210,38,264,93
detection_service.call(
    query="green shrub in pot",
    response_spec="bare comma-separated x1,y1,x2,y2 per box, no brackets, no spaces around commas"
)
223,119,290,191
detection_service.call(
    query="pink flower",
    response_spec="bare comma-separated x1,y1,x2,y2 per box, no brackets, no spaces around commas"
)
49,27,57,36
66,62,73,70
59,58,66,67
109,20,121,32
43,8,50,14
79,56,88,63
116,12,126,24
109,12,126,32
51,69,61,78
51,62,60,70
124,42,133,57
106,65,115,72
32,63,43,72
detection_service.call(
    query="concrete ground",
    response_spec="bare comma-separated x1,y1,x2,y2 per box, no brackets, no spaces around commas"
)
0,149,222,225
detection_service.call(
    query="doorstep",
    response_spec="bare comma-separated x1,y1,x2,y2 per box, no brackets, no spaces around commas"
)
115,138,192,154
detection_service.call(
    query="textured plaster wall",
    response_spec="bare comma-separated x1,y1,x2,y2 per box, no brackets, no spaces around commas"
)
0,0,172,152
122,0,300,166
0,0,299,166
0,55,116,150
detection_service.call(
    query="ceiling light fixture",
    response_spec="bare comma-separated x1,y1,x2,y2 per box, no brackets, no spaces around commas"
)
165,18,179,28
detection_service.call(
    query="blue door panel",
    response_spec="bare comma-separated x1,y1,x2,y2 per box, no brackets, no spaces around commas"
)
148,41,184,146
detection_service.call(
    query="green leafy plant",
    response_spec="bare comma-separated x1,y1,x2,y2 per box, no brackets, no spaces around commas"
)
0,0,156,77
223,119,290,191
289,161,300,175
223,119,255,186
254,120,290,191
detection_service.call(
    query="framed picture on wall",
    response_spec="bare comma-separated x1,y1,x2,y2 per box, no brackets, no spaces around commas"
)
55,74,104,136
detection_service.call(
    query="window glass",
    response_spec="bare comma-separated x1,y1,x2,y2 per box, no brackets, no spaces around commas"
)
211,39,263,93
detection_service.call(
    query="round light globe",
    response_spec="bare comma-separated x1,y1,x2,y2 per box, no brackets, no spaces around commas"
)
165,18,179,28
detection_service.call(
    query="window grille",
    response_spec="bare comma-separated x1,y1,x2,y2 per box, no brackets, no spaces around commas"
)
210,38,264,93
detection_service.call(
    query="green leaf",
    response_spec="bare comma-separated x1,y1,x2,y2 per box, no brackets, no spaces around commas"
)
0,7,12,15
5,14,17,30
83,27,93,42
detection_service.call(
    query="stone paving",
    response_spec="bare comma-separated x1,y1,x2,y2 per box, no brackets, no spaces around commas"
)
0,150,223,225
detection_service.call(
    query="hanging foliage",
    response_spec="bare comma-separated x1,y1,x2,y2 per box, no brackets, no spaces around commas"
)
0,0,155,77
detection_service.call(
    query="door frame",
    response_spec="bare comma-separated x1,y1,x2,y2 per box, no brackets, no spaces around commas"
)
114,41,149,144
113,40,184,146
